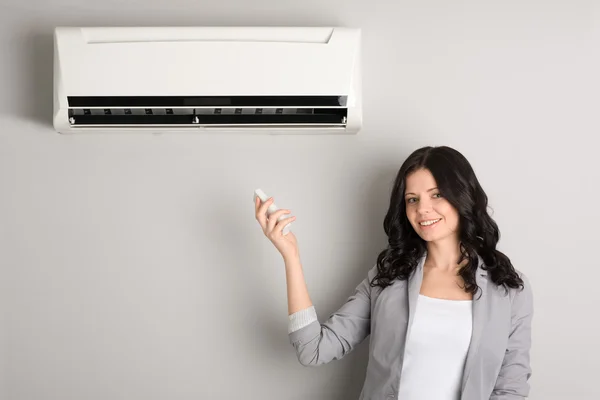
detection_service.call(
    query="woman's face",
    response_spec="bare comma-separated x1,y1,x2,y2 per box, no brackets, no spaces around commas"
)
404,168,460,243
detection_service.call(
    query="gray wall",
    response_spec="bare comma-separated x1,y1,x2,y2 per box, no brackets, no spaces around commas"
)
1,1,599,399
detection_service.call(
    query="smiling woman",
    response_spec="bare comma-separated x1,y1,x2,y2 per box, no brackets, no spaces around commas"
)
256,145,533,400
371,145,532,398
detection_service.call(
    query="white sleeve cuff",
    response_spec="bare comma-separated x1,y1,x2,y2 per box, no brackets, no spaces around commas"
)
288,306,318,334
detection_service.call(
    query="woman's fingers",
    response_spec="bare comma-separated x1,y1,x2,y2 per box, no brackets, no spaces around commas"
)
266,208,291,233
272,215,296,237
255,197,294,241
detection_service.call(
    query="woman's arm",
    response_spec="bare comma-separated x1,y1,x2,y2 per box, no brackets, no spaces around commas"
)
284,255,314,315
287,262,377,367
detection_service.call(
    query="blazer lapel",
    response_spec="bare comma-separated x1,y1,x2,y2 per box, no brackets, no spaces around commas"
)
405,252,427,340
461,256,491,391
406,254,426,336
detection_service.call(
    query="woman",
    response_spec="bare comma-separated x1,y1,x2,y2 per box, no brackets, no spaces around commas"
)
254,146,533,400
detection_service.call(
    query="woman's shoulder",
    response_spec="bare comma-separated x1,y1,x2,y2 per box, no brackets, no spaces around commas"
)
507,268,534,315
478,252,532,300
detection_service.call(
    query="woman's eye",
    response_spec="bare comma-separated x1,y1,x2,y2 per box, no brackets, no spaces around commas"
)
433,193,442,198
407,198,417,204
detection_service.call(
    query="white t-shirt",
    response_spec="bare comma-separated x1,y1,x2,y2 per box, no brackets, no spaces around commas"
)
397,294,473,400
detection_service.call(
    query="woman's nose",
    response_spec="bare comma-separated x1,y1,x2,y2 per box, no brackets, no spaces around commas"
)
417,200,432,215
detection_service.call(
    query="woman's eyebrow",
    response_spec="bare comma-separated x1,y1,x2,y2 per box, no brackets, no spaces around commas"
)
405,187,438,196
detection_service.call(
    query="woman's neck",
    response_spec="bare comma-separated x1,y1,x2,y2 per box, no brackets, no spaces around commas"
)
425,237,465,271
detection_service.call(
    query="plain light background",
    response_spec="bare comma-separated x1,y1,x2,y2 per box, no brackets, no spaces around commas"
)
1,1,599,399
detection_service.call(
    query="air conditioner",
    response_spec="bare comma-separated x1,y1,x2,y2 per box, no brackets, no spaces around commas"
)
53,26,362,134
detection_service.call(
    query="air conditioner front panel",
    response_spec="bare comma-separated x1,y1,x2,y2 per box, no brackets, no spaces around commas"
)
56,27,360,97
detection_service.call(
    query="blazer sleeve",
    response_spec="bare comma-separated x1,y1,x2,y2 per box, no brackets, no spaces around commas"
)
287,265,378,366
491,272,534,399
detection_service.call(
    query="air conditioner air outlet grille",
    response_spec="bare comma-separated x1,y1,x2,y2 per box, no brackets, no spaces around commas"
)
67,108,347,126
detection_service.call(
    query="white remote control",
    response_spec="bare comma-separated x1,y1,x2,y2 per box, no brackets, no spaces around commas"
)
254,188,292,235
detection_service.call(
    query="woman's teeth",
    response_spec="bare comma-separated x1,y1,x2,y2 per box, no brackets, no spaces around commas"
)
420,218,441,226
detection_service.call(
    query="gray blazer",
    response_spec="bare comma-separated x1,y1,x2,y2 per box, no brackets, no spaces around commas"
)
288,252,533,400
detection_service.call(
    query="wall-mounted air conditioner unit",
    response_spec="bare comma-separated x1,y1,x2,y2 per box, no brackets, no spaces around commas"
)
53,26,362,134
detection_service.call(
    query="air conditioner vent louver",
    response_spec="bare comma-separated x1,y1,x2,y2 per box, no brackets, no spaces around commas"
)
67,108,347,127
66,96,348,127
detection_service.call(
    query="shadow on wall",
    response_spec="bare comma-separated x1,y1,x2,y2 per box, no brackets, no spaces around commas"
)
21,33,54,128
